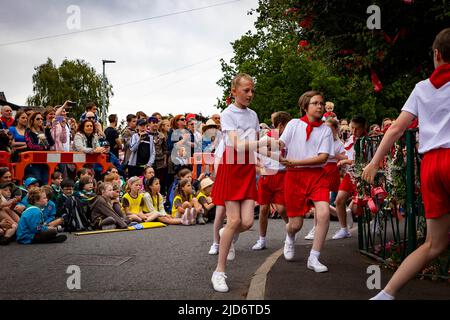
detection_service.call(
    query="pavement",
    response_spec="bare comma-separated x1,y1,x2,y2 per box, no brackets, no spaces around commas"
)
264,228,450,300
1,218,448,300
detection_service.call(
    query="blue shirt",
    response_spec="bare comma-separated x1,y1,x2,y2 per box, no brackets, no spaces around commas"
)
9,126,26,143
16,206,49,244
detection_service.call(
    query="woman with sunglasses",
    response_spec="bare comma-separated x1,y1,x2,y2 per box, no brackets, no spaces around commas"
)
24,111,56,184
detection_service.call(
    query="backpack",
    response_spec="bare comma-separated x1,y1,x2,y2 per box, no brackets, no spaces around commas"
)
61,195,92,232
165,179,179,212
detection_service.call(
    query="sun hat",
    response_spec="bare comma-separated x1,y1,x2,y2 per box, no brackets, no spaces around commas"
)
200,177,214,191
202,119,219,133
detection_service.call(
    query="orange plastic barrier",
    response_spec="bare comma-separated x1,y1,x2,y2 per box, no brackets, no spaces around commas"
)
13,151,110,184
189,153,214,179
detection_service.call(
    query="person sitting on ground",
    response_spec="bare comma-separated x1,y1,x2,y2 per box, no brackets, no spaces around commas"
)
90,182,129,230
74,168,93,191
41,185,64,228
0,182,20,245
56,179,92,232
196,177,216,225
51,172,63,202
16,187,67,244
18,177,40,207
122,176,158,223
73,176,96,205
0,207,17,245
171,178,202,225
142,177,187,225
141,166,155,192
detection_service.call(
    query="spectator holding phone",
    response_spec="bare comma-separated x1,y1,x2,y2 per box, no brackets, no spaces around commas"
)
51,102,72,152
24,111,55,184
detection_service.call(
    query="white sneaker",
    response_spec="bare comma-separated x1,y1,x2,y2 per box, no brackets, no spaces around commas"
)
208,243,219,255
219,228,237,261
332,228,351,240
211,272,229,293
283,241,295,261
252,239,266,250
346,208,354,229
181,212,190,226
304,227,315,240
307,256,328,273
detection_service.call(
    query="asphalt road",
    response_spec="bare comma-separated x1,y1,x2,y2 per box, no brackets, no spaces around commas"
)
1,218,334,300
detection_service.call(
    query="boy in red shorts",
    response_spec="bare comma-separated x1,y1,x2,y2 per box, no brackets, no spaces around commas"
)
362,28,450,300
252,111,291,250
279,91,334,272
332,115,367,239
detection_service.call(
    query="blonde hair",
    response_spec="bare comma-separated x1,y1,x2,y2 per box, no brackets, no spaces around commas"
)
126,176,141,193
231,73,254,90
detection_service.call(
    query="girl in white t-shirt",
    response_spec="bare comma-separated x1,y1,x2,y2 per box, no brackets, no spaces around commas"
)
210,73,270,293
278,90,334,273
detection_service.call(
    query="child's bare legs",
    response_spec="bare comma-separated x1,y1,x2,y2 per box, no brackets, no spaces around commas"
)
215,200,254,273
253,204,287,250
143,212,160,222
373,214,450,299
311,201,330,253
332,191,352,239
128,214,143,222
158,216,181,225
213,206,226,244
5,208,20,224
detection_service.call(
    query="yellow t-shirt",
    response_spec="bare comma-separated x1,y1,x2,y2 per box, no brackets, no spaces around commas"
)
122,193,147,214
171,194,193,218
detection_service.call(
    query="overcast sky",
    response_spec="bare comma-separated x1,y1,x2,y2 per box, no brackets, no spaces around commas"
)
0,0,258,121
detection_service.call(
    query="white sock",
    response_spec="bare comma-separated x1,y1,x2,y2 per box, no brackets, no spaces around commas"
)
213,271,225,277
285,234,295,244
259,236,266,242
340,227,348,232
309,249,320,259
370,290,395,300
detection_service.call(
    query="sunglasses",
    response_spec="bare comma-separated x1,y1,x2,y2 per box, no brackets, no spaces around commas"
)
86,117,95,120
35,117,43,121
178,118,186,121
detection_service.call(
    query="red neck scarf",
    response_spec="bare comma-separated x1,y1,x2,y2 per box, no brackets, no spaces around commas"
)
300,115,323,141
430,63,450,89
0,117,13,128
345,136,356,151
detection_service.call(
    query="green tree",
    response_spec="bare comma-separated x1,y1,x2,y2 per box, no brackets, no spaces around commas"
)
27,58,113,120
217,0,450,124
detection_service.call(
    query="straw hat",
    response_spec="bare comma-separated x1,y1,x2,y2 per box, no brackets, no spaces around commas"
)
202,119,219,133
200,177,214,191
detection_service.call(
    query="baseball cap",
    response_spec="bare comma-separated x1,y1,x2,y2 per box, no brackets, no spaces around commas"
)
137,119,147,126
24,177,39,188
186,113,197,122
147,116,159,123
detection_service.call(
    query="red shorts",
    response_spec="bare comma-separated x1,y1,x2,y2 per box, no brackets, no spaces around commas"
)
339,173,356,196
284,168,329,218
420,148,450,219
257,171,286,205
324,162,341,193
212,147,257,205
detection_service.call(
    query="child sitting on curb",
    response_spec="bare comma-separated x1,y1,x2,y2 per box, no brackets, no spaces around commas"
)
143,177,188,225
171,178,202,225
196,177,216,225
16,187,67,244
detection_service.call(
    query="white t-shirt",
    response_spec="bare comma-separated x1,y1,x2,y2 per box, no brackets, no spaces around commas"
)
220,104,260,146
402,79,450,154
328,139,345,163
344,136,356,161
280,119,334,168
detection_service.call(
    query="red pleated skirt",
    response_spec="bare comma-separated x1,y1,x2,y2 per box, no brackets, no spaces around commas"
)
211,146,257,205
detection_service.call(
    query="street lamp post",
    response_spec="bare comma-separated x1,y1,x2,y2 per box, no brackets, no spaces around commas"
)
102,59,116,125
